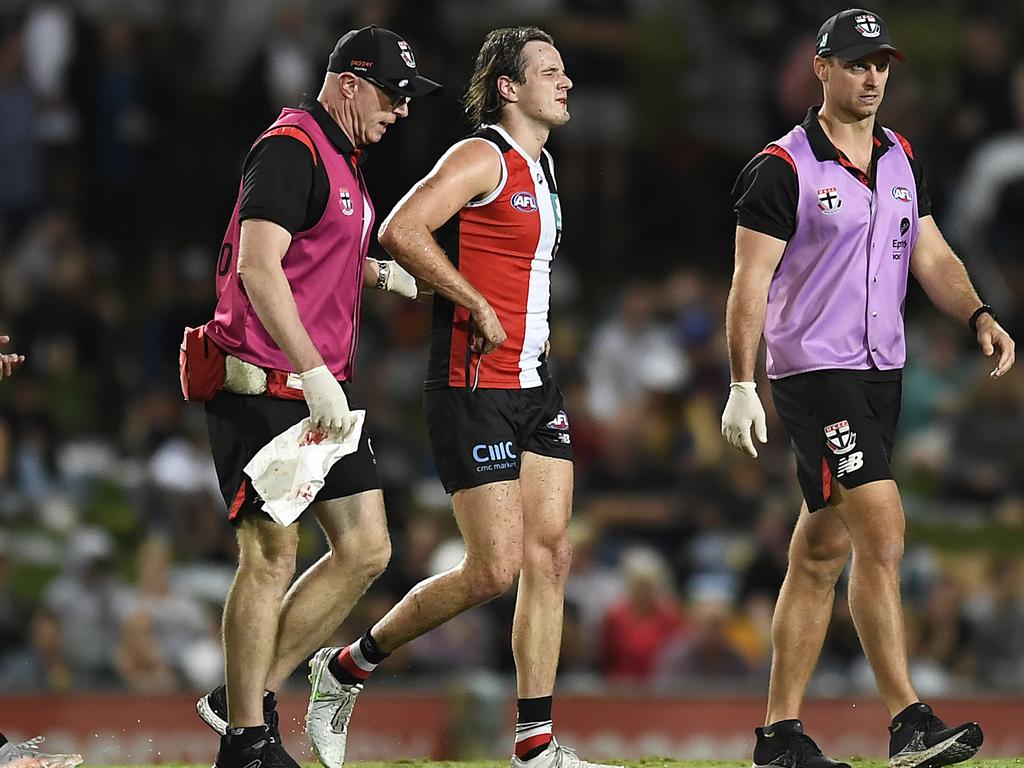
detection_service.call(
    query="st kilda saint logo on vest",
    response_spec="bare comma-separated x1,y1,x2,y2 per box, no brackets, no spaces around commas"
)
854,14,881,37
339,188,354,216
817,186,842,215
824,420,858,455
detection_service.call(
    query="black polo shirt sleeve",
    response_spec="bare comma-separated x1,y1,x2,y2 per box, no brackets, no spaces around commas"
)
239,136,329,235
733,150,798,242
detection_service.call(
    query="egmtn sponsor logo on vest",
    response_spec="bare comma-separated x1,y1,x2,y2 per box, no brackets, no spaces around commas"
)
472,441,518,472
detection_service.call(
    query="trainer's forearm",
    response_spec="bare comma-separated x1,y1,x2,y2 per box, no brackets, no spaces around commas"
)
726,268,771,382
380,221,485,313
916,250,983,327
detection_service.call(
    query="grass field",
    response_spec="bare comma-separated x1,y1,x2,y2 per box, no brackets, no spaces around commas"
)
113,760,1024,768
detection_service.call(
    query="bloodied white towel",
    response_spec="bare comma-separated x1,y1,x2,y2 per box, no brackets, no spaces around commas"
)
243,411,365,526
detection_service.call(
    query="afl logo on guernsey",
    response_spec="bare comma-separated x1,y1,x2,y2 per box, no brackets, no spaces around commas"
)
510,191,539,213
339,188,354,216
817,187,842,214
891,186,912,203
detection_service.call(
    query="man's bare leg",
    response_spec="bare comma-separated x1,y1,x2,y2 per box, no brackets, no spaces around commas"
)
223,518,298,726
371,479,524,650
512,453,573,698
832,480,917,716
265,490,390,691
766,502,850,724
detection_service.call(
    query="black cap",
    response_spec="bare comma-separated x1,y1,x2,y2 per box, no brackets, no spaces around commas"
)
327,25,442,98
815,9,905,62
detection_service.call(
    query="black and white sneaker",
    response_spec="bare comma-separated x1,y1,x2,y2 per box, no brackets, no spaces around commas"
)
888,703,983,768
753,720,851,768
213,728,299,768
198,686,281,741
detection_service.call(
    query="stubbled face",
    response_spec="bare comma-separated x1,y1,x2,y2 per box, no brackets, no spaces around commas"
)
510,41,573,128
817,51,891,120
353,77,410,144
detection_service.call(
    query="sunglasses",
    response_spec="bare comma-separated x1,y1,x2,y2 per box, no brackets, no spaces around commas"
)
364,77,411,109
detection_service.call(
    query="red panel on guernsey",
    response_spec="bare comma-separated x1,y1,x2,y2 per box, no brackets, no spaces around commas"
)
439,127,557,389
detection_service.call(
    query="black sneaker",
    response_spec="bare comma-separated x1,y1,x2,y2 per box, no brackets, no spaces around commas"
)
753,719,851,768
888,703,983,768
198,686,281,741
213,728,299,768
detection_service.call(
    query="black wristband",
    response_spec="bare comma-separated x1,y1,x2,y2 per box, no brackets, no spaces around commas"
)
969,305,997,334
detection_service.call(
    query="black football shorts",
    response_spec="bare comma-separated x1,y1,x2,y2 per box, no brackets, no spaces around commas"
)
770,368,902,512
205,389,380,525
423,379,573,494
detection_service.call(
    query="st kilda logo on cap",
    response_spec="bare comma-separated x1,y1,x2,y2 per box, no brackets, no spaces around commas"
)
854,13,881,38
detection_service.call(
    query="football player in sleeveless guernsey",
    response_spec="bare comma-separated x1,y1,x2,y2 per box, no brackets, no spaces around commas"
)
189,27,440,768
722,9,1009,768
304,27,621,768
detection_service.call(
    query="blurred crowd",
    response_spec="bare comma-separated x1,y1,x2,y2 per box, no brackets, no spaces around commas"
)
1,0,1023,699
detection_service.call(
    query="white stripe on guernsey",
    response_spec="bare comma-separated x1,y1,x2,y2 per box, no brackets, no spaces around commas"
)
519,166,555,387
515,722,553,741
348,641,378,673
462,137,508,208
359,188,372,254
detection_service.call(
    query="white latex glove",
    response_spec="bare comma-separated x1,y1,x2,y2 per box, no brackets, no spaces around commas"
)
379,259,418,299
299,365,357,437
721,381,768,458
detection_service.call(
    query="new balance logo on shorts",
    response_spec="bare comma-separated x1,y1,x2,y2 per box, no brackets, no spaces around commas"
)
837,451,864,477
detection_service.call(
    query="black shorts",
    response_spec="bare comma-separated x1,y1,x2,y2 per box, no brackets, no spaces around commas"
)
205,390,380,525
423,379,573,494
770,368,902,512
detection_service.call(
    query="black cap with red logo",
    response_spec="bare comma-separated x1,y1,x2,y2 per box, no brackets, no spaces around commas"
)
815,9,905,62
327,25,442,98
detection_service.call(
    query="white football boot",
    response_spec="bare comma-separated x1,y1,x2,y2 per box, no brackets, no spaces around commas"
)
0,737,82,768
511,737,624,768
305,647,363,768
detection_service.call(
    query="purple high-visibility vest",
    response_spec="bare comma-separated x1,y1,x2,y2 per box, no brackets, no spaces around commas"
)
765,123,919,379
206,108,374,382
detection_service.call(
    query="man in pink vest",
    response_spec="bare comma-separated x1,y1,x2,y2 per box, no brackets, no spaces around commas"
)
722,9,1014,768
191,27,439,768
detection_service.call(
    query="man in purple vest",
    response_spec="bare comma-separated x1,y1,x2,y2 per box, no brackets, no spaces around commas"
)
723,9,1014,768
191,27,439,768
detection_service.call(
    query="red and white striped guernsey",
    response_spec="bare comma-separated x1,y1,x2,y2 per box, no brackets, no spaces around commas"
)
426,124,562,390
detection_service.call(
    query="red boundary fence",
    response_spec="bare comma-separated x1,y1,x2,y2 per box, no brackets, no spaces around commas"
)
0,694,1020,763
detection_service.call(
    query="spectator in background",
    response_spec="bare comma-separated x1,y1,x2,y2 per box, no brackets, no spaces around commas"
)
0,607,73,692
973,556,1024,690
0,25,42,244
43,528,121,688
585,283,689,423
599,547,684,682
655,591,753,686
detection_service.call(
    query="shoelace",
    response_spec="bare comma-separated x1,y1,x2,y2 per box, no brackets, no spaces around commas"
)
14,737,47,752
789,733,828,762
324,684,363,729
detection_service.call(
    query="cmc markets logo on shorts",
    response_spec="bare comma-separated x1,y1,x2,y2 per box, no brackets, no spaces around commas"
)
891,186,912,203
472,441,518,472
510,191,538,213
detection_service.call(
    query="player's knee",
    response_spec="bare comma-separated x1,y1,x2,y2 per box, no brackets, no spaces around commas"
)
791,539,849,587
357,535,391,580
467,560,519,602
525,532,572,583
239,541,297,586
854,532,904,570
